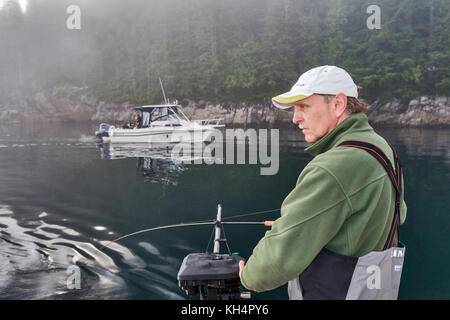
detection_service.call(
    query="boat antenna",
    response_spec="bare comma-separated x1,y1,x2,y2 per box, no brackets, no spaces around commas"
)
159,77,168,105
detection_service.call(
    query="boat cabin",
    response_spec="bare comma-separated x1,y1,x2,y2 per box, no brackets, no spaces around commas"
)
133,105,191,128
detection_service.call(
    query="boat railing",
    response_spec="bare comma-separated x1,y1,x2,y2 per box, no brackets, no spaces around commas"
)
192,118,225,127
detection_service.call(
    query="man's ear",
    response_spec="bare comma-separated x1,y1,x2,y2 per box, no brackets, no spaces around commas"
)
334,93,348,117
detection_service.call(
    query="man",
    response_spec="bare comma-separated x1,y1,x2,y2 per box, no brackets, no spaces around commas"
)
239,66,407,300
135,112,143,128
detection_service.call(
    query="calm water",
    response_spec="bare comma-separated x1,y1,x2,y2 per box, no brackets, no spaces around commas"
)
0,122,448,300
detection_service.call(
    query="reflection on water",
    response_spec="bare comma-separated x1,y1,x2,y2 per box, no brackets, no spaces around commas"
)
136,157,185,186
98,142,176,160
97,128,307,185
0,203,185,300
377,127,450,164
0,204,125,299
98,142,188,186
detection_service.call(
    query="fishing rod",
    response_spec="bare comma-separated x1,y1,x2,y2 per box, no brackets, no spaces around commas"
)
100,221,272,250
100,204,276,300
100,208,275,250
100,221,216,250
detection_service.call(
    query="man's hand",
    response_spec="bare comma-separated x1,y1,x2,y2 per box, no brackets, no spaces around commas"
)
239,260,245,278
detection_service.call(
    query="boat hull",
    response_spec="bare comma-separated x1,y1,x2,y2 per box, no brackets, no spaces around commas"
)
104,126,218,144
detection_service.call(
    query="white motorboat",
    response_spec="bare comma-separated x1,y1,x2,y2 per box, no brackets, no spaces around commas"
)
95,104,224,144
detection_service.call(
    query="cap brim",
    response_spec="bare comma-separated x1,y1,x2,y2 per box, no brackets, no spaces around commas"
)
272,93,309,109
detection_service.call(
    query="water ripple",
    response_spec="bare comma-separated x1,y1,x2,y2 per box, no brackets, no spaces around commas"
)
0,204,178,299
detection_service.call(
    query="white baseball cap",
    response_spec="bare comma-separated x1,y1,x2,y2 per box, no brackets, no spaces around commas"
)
272,65,358,109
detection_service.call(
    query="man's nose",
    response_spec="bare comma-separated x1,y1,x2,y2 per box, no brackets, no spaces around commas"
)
292,108,303,124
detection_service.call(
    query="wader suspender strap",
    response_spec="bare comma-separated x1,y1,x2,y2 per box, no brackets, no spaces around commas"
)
337,140,402,250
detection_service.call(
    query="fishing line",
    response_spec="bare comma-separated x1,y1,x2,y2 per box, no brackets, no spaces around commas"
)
205,227,215,253
220,224,232,255
222,208,280,220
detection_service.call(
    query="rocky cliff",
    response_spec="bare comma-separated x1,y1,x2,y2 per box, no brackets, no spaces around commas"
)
367,96,450,127
1,86,449,127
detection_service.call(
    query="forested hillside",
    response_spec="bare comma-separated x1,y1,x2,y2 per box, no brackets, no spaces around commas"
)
0,0,449,105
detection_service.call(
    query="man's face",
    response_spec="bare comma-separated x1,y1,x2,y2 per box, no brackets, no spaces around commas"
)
292,94,340,143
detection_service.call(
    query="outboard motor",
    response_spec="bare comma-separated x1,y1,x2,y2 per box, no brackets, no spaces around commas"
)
95,123,111,140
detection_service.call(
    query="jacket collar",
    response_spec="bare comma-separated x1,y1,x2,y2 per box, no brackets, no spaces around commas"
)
305,112,372,157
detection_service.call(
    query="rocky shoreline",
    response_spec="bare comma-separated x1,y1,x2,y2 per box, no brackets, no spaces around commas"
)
0,86,449,127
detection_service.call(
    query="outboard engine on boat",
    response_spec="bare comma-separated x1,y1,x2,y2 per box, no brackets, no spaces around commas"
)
95,123,111,140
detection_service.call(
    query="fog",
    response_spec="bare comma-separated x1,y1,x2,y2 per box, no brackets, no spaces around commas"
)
1,0,238,103
0,0,448,107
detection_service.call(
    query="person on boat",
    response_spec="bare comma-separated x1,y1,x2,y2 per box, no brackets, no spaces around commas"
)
135,112,143,129
239,66,407,300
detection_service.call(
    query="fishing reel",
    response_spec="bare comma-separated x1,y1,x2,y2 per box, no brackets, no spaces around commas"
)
177,205,253,300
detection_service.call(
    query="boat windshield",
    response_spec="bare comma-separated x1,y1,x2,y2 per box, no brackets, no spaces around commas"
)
151,106,189,122
171,106,190,121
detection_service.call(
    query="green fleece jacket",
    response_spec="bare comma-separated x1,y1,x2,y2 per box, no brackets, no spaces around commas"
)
240,112,407,292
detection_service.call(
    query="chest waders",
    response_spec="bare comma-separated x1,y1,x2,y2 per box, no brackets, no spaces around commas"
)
288,140,406,300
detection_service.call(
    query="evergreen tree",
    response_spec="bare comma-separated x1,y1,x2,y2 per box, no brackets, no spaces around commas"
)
0,0,448,104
